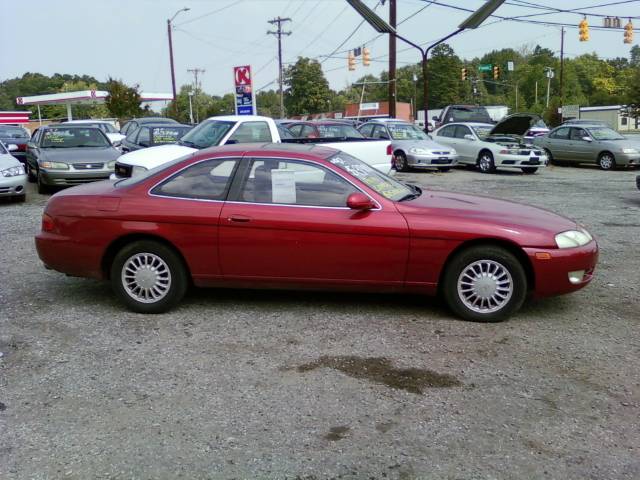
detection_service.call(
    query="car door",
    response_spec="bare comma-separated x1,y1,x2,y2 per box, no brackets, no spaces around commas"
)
546,127,571,160
371,125,390,140
569,127,593,162
451,125,478,163
358,123,375,138
218,157,410,286
25,128,41,172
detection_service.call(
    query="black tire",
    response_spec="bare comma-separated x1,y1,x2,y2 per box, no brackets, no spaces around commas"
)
598,152,616,170
36,170,50,194
442,246,527,322
110,240,188,314
13,194,26,203
544,149,557,166
437,167,451,172
477,151,496,173
27,164,36,183
521,167,538,174
394,151,410,172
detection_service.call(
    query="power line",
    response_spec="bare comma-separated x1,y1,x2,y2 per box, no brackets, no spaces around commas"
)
175,0,245,27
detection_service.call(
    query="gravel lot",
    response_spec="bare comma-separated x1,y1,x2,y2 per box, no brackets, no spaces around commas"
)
1,164,639,479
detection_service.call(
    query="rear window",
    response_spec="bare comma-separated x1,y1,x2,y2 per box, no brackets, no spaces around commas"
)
447,107,492,123
0,126,29,138
151,126,191,144
315,124,364,138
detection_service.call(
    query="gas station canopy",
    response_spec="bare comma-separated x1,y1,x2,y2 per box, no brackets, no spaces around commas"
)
16,90,174,121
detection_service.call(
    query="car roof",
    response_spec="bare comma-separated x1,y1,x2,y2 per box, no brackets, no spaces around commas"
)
439,122,494,128
366,118,407,123
129,117,179,124
202,115,274,122
137,123,191,128
192,142,339,160
64,120,111,124
44,124,103,130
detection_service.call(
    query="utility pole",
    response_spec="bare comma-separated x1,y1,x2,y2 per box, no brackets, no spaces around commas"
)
559,27,565,116
187,68,205,123
544,67,554,108
267,16,292,119
388,0,397,118
167,8,190,118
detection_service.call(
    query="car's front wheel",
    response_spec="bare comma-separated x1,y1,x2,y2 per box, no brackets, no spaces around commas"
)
442,246,527,322
394,152,410,172
111,240,188,314
36,170,50,194
598,152,616,170
477,151,496,173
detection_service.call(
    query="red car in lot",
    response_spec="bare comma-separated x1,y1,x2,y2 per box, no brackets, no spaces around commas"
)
35,143,598,322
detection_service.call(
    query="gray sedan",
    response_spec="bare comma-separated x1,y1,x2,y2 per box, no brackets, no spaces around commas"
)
533,124,640,170
0,141,27,201
26,126,121,193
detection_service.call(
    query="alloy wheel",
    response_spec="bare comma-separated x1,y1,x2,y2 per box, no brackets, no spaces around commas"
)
457,259,513,314
121,252,172,303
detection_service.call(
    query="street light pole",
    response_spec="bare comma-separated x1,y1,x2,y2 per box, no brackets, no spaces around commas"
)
167,7,190,118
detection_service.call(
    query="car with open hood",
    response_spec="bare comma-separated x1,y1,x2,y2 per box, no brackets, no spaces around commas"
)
36,143,598,323
432,113,549,174
25,125,121,193
533,123,640,170
358,119,458,172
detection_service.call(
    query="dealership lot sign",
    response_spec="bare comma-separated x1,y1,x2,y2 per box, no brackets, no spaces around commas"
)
234,65,255,116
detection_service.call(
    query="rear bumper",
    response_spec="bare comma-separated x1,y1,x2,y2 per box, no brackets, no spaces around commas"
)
35,231,104,279
525,241,598,298
0,174,27,196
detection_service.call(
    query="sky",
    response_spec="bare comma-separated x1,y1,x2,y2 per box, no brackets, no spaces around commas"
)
2,0,640,98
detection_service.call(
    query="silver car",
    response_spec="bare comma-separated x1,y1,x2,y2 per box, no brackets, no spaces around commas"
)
358,119,457,172
533,124,640,170
0,142,27,201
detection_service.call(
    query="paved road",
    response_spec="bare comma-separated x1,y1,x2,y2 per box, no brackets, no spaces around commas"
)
1,164,639,479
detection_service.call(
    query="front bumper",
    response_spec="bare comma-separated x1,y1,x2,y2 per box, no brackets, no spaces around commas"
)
616,153,640,166
40,168,112,187
405,153,458,168
495,153,548,168
0,174,27,197
525,241,598,298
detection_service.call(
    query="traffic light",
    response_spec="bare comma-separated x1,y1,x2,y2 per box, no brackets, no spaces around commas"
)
624,19,634,44
579,17,590,41
348,52,356,71
492,65,501,80
363,47,371,67
461,67,468,80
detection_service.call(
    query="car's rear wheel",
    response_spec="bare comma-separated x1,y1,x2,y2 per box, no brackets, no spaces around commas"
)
521,167,538,174
394,152,410,172
598,152,616,170
111,240,188,314
478,151,496,173
442,246,527,322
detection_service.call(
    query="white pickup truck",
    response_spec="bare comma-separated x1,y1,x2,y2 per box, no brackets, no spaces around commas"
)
112,115,392,179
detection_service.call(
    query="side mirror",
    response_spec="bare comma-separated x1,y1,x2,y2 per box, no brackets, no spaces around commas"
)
225,139,238,145
432,116,439,121
347,192,375,211
464,134,475,141
7,144,18,152
582,136,592,142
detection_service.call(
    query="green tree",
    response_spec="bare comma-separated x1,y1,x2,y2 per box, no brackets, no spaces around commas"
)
284,57,332,116
426,44,464,108
105,78,142,122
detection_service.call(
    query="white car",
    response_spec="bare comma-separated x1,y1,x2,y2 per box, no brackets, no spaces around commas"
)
432,114,548,174
112,115,393,179
0,142,27,201
63,120,126,146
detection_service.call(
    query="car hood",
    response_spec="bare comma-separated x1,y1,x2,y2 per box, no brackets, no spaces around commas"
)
40,147,120,162
0,152,22,169
490,113,545,136
390,139,452,150
118,144,197,169
396,190,578,248
106,133,126,143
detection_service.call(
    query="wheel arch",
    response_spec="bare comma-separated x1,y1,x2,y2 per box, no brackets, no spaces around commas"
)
101,233,192,281
437,238,535,294
598,150,614,159
476,148,494,163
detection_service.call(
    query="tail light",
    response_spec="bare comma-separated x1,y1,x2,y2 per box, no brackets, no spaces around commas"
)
17,144,27,152
42,213,55,233
386,144,393,155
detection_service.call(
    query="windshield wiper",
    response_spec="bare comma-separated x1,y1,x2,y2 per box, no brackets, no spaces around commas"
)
398,184,422,202
179,139,203,149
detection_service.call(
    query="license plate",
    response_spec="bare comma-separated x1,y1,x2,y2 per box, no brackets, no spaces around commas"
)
530,157,540,164
439,157,448,161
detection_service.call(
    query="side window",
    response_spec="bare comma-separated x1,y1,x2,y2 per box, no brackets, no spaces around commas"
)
151,158,239,200
136,127,151,145
31,129,41,143
238,158,358,207
551,127,570,139
436,126,453,138
126,126,140,142
288,124,303,137
300,125,318,138
372,125,389,139
227,121,271,143
454,125,471,139
570,128,588,140
359,124,374,137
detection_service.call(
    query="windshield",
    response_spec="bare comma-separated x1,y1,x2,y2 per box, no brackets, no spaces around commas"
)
151,126,191,144
449,107,492,123
316,124,364,138
41,128,111,148
387,123,429,140
179,120,235,148
588,127,625,141
0,126,29,138
472,125,493,139
328,152,413,201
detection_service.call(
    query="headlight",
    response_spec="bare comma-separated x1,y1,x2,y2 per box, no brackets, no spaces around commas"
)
622,148,638,154
131,165,148,177
409,148,431,155
555,228,593,248
107,160,117,169
1,165,25,177
449,149,457,156
40,161,69,170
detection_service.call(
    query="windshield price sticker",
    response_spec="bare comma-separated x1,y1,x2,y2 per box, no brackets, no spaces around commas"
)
152,128,180,144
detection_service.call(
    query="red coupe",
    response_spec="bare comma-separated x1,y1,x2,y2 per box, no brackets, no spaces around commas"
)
35,144,598,322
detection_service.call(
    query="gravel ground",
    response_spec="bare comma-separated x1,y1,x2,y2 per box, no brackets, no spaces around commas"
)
1,164,639,480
